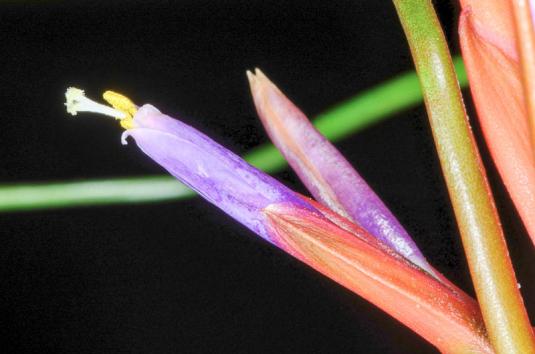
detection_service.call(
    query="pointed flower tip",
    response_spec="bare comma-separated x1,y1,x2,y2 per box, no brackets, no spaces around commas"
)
245,69,256,86
248,69,437,276
254,67,269,80
247,68,279,96
246,70,263,98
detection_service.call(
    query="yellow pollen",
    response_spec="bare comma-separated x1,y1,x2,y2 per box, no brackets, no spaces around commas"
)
103,91,138,129
64,87,138,129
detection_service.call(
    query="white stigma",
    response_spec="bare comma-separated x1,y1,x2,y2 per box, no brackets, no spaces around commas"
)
64,87,127,119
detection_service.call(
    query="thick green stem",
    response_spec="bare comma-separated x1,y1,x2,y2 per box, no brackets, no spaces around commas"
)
0,57,467,212
392,1,535,353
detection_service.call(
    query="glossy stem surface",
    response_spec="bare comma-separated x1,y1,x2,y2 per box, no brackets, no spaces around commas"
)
392,0,535,353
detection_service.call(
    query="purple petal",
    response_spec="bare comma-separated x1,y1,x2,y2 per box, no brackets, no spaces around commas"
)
123,104,315,241
117,103,486,351
248,69,433,274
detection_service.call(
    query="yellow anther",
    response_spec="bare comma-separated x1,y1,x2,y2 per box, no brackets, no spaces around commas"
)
64,87,138,129
103,90,138,129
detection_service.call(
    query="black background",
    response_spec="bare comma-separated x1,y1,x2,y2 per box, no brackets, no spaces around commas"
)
1,1,533,353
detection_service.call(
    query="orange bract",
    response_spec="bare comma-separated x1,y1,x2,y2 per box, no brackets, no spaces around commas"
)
459,2,535,246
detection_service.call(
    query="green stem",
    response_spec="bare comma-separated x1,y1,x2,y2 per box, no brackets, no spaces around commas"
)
0,57,467,212
0,177,193,212
392,1,535,353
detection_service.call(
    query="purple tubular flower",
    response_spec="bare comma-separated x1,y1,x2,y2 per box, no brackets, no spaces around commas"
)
122,104,316,241
248,69,434,274
65,89,490,352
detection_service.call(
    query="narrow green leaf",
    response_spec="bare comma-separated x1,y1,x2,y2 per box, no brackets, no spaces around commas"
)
0,57,467,212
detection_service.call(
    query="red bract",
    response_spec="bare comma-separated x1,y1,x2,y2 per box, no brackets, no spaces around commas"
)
264,200,492,354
